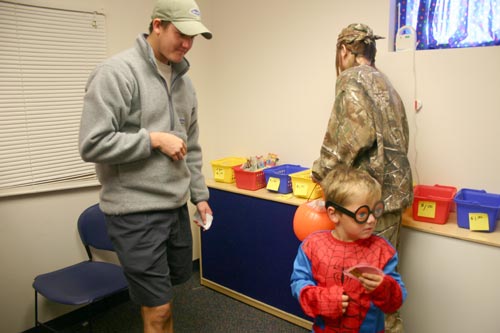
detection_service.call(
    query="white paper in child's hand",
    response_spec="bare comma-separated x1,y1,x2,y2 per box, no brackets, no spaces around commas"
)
344,263,383,281
193,211,213,231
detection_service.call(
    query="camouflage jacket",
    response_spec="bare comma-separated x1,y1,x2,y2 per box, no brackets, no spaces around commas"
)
312,65,413,212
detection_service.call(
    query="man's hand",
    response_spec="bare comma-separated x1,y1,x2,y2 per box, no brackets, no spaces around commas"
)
150,132,187,161
194,201,213,229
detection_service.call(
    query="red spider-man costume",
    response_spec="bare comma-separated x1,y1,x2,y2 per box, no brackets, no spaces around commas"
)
291,230,406,333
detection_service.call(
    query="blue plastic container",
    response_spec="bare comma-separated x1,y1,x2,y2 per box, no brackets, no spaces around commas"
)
263,164,308,194
454,188,500,232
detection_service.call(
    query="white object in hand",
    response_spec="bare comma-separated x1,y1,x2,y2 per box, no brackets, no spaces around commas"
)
194,211,213,230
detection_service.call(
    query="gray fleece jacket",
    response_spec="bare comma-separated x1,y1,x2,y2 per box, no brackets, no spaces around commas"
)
79,34,209,215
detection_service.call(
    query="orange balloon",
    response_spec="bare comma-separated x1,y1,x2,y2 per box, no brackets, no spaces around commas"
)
293,200,335,241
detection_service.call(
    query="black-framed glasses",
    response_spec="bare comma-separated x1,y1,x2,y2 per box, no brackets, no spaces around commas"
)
325,200,384,224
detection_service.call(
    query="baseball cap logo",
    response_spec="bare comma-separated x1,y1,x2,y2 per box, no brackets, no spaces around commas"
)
190,8,200,17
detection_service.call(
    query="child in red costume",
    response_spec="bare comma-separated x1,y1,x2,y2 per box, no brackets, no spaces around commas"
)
291,166,407,333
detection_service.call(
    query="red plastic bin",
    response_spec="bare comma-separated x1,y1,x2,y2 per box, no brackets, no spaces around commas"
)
434,184,457,212
233,165,267,191
412,184,456,224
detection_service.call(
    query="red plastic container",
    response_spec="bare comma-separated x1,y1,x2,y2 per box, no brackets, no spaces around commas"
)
412,185,456,224
434,184,457,212
233,165,267,191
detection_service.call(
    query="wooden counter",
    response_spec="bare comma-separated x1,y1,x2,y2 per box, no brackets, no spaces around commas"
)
402,209,500,248
208,179,500,248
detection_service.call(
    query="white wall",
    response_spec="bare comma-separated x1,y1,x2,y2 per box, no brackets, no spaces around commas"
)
2,0,500,332
399,228,500,332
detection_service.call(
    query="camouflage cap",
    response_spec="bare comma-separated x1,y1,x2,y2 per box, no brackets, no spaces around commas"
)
337,23,384,46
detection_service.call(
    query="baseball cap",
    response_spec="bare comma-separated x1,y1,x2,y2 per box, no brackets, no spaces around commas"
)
151,0,212,39
337,23,383,46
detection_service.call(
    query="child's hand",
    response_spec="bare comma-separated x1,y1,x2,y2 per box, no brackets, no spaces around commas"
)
359,273,383,292
341,293,349,313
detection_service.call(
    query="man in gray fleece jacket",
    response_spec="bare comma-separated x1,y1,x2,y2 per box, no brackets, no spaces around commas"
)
78,0,212,332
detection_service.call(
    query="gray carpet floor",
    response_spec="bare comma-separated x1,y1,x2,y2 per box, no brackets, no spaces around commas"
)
65,267,311,333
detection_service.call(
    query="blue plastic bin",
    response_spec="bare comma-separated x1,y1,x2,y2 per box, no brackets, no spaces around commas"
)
454,188,500,232
263,164,308,194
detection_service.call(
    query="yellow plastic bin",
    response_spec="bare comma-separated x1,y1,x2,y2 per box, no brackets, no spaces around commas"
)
210,157,246,183
290,169,323,199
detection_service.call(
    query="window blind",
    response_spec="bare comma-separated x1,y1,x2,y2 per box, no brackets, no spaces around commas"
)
0,1,107,196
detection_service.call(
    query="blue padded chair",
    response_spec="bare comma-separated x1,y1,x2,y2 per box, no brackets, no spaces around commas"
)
32,203,128,332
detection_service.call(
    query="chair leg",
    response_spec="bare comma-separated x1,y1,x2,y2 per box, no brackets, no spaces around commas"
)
35,290,39,327
34,290,97,333
35,291,58,332
87,303,93,333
